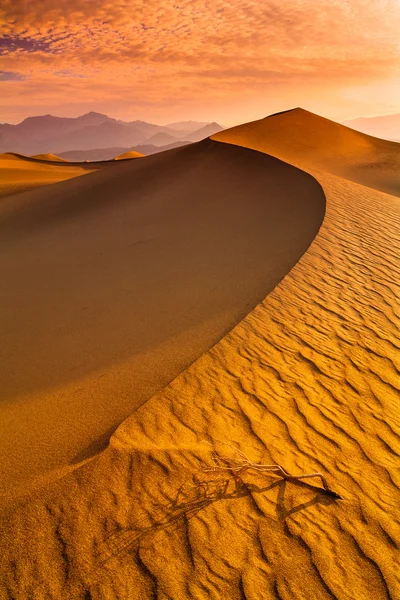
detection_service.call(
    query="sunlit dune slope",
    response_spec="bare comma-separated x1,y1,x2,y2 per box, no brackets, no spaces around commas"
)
114,150,144,160
0,139,324,503
31,153,67,162
214,107,400,196
0,112,399,600
0,152,102,197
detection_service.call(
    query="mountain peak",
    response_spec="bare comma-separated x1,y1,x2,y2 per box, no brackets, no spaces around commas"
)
20,114,57,124
78,111,111,123
80,111,109,118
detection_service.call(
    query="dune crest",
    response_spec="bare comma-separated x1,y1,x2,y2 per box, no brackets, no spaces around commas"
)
214,107,400,196
31,153,67,162
114,150,144,160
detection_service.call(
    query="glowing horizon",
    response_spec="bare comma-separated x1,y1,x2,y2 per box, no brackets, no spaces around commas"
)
1,0,399,126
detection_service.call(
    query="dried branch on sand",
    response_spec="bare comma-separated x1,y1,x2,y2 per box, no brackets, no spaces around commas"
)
199,442,342,499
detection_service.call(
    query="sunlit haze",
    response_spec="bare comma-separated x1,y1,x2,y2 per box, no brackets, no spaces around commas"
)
1,1,400,125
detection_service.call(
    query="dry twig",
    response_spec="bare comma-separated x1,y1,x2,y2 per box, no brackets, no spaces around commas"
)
200,442,342,499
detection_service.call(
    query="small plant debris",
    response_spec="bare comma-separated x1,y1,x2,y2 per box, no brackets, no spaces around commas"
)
200,442,342,499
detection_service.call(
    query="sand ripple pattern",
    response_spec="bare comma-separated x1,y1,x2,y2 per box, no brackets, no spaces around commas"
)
0,168,399,598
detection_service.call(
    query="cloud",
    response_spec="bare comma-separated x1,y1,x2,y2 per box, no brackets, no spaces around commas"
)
52,69,88,78
0,35,52,54
0,69,25,81
0,0,399,122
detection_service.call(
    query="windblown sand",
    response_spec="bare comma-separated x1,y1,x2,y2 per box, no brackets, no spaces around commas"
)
0,109,399,600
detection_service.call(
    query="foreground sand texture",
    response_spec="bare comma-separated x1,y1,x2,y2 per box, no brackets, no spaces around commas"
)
0,153,104,197
0,110,399,599
0,140,324,503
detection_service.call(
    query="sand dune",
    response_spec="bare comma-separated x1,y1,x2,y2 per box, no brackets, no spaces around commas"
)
31,153,67,162
214,107,400,196
0,152,104,197
0,139,324,502
114,150,144,160
0,110,399,600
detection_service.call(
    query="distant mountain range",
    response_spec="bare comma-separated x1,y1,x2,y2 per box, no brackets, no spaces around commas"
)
0,112,224,155
343,113,400,142
59,141,190,162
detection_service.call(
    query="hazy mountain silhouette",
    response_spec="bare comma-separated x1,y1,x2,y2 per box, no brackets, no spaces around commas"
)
186,122,224,142
165,120,211,131
144,132,180,147
0,112,223,154
343,113,400,141
59,141,190,162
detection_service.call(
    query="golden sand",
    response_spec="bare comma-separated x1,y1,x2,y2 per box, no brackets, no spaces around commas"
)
0,110,399,599
114,150,144,160
31,153,67,162
0,152,102,197
213,108,400,196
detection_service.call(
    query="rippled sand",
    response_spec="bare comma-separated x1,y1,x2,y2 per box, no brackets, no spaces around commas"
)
0,109,399,599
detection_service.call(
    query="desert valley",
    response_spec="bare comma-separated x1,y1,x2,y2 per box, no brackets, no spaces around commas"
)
0,106,399,599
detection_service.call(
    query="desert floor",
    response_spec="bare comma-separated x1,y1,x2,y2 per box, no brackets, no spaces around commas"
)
0,109,399,599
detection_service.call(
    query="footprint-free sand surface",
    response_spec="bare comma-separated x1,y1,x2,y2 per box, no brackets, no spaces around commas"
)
0,153,105,197
31,153,67,162
114,150,144,160
0,109,399,600
214,108,400,196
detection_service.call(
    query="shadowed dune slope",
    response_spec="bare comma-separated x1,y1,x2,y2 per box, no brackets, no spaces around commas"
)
213,107,400,197
0,114,399,600
0,139,324,502
0,152,102,197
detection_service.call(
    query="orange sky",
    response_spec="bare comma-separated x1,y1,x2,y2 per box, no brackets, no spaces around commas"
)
1,0,399,125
